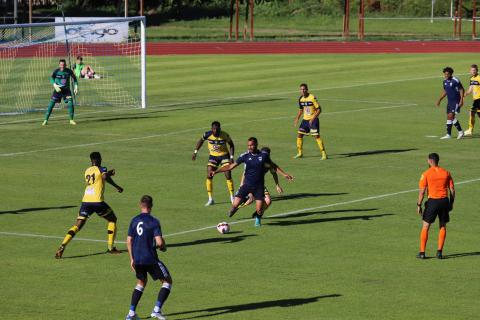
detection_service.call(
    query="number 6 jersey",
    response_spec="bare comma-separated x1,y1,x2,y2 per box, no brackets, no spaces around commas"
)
82,165,107,203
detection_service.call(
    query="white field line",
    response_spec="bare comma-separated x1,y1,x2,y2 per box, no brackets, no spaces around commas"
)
1,177,479,244
0,103,417,157
0,73,441,126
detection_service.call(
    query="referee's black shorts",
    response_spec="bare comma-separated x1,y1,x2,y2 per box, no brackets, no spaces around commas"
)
423,197,450,224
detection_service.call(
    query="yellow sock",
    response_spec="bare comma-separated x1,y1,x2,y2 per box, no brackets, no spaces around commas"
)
61,225,79,246
206,178,213,200
226,179,234,196
107,221,116,250
296,137,303,155
469,114,475,131
315,137,326,153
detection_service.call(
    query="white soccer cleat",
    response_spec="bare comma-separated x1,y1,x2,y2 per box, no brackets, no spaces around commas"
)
125,313,138,320
457,131,464,139
464,129,472,136
205,199,215,206
440,134,451,140
151,311,166,320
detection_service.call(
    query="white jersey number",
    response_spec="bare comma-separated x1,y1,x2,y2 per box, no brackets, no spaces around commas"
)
136,222,144,236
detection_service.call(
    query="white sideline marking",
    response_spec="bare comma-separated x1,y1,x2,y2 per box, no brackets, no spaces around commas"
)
0,72,439,125
0,103,416,157
1,177,479,244
425,135,439,138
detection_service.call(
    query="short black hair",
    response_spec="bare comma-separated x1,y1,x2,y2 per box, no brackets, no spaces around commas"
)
428,153,440,164
260,146,271,154
248,137,258,145
140,195,153,208
300,83,308,89
211,121,220,128
443,67,454,74
76,55,83,60
90,151,101,162
59,59,66,65
472,64,478,70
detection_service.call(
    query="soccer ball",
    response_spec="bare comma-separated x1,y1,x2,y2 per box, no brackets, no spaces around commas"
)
216,222,230,234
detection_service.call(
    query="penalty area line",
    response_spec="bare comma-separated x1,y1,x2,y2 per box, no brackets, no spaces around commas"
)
1,177,479,244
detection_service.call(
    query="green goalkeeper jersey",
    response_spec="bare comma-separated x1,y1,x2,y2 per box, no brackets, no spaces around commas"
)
50,68,77,89
73,63,84,78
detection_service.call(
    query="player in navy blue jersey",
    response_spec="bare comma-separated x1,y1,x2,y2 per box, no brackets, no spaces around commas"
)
436,67,464,139
212,137,293,226
125,195,172,320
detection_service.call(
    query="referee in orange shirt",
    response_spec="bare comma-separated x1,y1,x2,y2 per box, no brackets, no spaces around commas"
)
417,153,455,259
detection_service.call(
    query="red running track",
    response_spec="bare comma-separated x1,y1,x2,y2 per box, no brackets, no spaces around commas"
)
4,41,480,57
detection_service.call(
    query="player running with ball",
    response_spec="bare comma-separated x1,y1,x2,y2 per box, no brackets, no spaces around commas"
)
211,137,293,227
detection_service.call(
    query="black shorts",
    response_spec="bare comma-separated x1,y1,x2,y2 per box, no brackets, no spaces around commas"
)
470,99,480,112
423,198,450,224
78,202,113,219
298,118,320,136
208,154,231,169
51,88,73,103
135,260,171,282
235,184,265,201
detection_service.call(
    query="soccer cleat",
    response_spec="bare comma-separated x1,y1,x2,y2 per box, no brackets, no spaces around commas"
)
69,120,77,125
125,313,138,320
457,131,464,140
440,134,451,140
230,195,235,204
205,199,215,206
321,151,328,160
436,250,443,259
94,74,101,79
254,216,262,227
251,211,258,219
464,129,472,136
42,120,48,126
293,153,303,159
416,252,426,259
228,207,239,218
107,247,121,254
55,245,65,259
151,311,166,320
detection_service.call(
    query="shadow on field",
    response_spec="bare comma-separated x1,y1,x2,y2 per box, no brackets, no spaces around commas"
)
443,251,480,259
271,192,348,202
168,232,256,248
272,208,379,220
169,294,341,319
0,205,76,215
62,249,128,259
267,213,393,227
336,148,418,158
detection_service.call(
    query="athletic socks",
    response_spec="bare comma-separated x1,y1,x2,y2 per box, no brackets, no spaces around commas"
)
61,225,79,247
446,120,453,135
469,113,475,131
226,179,234,197
296,137,303,155
154,283,172,312
107,221,116,251
129,284,144,314
67,101,74,120
452,118,462,132
45,100,55,121
315,137,326,153
420,227,428,253
438,227,446,251
206,178,213,200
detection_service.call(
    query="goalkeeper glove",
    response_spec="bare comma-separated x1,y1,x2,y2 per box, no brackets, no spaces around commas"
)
53,83,62,93
73,84,78,95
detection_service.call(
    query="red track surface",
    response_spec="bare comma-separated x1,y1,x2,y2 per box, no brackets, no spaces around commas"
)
147,41,480,55
4,41,480,57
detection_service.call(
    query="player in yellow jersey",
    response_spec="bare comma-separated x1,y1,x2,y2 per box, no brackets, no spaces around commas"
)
293,83,327,160
55,152,123,258
463,64,480,136
192,121,235,206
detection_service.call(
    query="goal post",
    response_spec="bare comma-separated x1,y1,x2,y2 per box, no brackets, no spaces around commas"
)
0,16,146,116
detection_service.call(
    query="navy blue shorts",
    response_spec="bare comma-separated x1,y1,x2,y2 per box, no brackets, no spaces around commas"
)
446,102,461,114
298,118,320,136
135,260,171,282
208,154,231,169
51,88,73,103
235,184,265,201
78,202,113,219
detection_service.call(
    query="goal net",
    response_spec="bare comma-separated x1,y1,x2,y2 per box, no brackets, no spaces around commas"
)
0,16,146,116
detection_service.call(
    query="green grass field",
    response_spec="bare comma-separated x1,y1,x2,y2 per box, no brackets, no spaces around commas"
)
1,53,480,320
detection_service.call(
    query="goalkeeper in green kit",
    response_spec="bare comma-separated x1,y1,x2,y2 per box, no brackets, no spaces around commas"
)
42,59,78,126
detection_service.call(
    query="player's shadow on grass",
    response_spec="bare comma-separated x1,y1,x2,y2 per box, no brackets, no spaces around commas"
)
271,192,348,202
273,208,378,220
267,213,393,227
443,251,480,259
168,232,256,248
168,294,341,319
0,205,76,215
62,249,128,259
335,148,418,158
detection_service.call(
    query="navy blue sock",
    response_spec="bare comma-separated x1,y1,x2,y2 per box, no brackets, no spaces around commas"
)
130,285,144,313
446,121,453,135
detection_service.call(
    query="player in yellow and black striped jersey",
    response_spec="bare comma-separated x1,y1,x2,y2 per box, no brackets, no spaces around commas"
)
55,152,124,258
192,121,235,206
464,64,480,136
293,83,327,160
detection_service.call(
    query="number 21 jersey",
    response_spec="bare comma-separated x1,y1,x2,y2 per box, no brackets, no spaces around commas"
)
82,165,107,203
